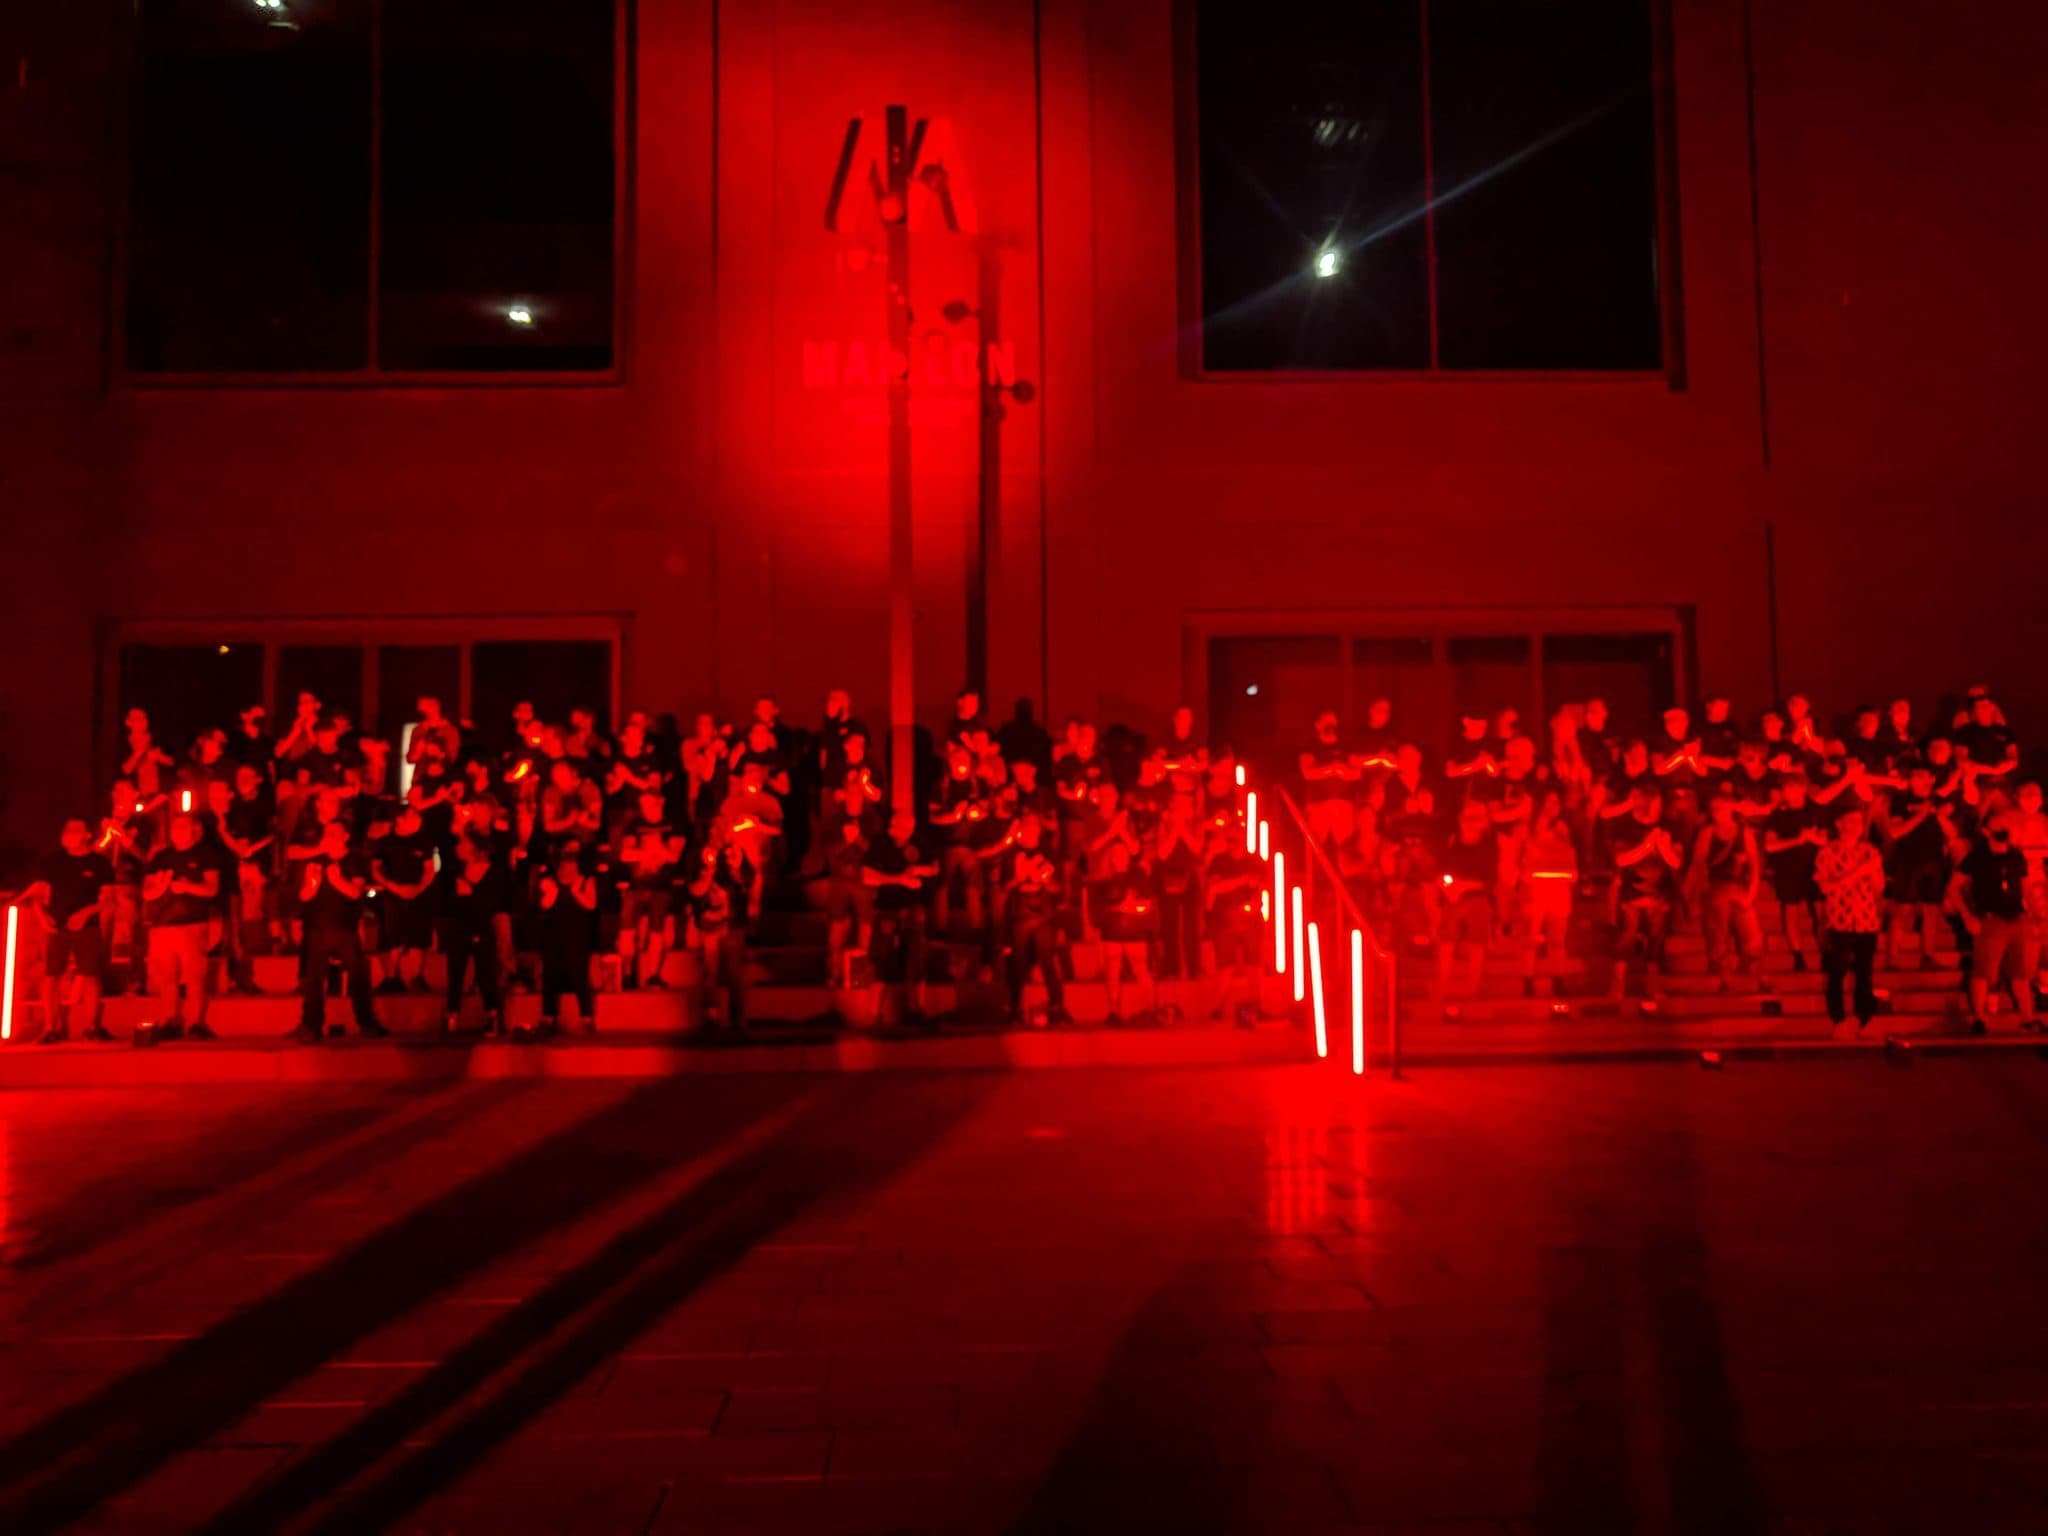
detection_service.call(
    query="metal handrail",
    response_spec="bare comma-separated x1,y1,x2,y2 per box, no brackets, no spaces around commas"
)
1272,785,1401,1076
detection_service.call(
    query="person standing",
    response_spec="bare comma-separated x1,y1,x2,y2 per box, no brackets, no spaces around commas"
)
536,843,600,1035
141,814,220,1042
1950,819,2040,1036
440,810,509,1037
24,818,115,1043
863,809,938,1026
1814,807,1886,1040
293,821,386,1043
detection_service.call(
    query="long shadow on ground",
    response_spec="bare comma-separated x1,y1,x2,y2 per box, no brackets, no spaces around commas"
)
0,1074,828,1532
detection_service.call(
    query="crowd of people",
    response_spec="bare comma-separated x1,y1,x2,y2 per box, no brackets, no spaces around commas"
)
1302,689,2045,1037
6,680,2044,1047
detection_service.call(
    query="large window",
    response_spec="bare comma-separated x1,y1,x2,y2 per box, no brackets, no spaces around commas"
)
127,0,620,378
1192,0,1666,374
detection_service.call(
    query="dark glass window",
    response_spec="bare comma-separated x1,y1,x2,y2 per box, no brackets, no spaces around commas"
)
374,644,462,736
127,0,617,377
117,644,266,772
128,0,372,372
1194,0,1664,373
277,645,365,726
378,0,616,371
471,642,613,741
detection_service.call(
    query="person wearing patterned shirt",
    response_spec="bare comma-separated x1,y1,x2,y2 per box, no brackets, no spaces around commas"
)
1814,807,1886,1038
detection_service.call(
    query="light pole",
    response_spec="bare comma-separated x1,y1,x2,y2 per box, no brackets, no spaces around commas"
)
883,105,916,817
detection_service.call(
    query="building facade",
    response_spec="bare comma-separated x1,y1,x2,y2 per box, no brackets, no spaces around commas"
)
3,0,2046,855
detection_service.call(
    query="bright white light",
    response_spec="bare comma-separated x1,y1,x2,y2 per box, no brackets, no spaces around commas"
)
252,0,286,12
505,304,536,327
1244,684,1259,697
1314,248,1341,279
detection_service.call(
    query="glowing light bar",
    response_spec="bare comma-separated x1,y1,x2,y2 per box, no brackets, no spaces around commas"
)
1307,920,1328,1059
179,789,193,815
1245,791,1258,853
1258,821,1270,862
1235,764,1246,788
1272,852,1286,974
1291,887,1305,1005
2,905,17,1043
1350,927,1365,1076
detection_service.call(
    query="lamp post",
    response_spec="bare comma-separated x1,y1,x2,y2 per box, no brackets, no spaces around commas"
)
884,105,916,817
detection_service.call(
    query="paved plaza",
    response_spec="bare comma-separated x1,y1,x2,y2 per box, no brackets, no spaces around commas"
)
1,1060,2046,1533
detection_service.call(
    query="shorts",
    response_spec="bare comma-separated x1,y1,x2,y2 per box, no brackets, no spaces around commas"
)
1973,915,2039,986
1208,923,1259,970
46,923,106,982
621,889,673,928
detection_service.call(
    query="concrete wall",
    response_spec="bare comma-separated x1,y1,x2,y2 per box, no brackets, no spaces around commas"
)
4,0,2046,855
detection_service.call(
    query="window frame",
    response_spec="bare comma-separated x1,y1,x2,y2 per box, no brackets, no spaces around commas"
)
113,0,636,390
1174,0,1685,386
99,613,627,776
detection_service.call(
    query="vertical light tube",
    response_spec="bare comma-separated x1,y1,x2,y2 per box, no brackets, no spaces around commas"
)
1258,821,1270,862
1350,927,1365,1076
1291,887,1306,1004
1,906,17,1043
1272,852,1287,973
1307,920,1328,1059
1245,790,1259,853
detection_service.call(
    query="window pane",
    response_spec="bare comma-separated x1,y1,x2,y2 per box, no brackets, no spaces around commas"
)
1446,635,1531,735
117,643,265,767
1430,0,1661,370
277,645,365,726
1197,0,1429,370
128,0,371,371
471,642,613,747
1207,635,1345,774
374,644,462,737
378,0,616,371
1541,632,1674,740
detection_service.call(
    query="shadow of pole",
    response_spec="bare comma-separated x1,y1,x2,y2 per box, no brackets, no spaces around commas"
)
213,1074,991,1535
0,1075,815,1533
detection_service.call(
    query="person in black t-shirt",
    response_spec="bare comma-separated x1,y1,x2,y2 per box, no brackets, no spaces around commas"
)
1611,788,1683,1000
991,809,1066,1026
1153,795,1205,982
142,814,221,1042
863,810,938,1025
1882,766,1952,970
1088,838,1158,1025
294,820,385,1042
1203,828,1264,1024
821,778,877,986
1762,776,1827,970
617,791,684,989
1955,694,2020,790
688,838,753,1029
218,763,277,991
1300,711,1363,848
23,819,115,1043
440,808,509,1036
1438,801,1498,1002
371,803,437,995
1951,821,2039,1034
537,843,601,1034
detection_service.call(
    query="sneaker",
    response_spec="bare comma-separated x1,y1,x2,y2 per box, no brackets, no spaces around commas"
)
185,1021,218,1042
35,1026,70,1046
82,1023,115,1044
357,1019,390,1040
1968,1017,1989,1038
155,1019,186,1044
